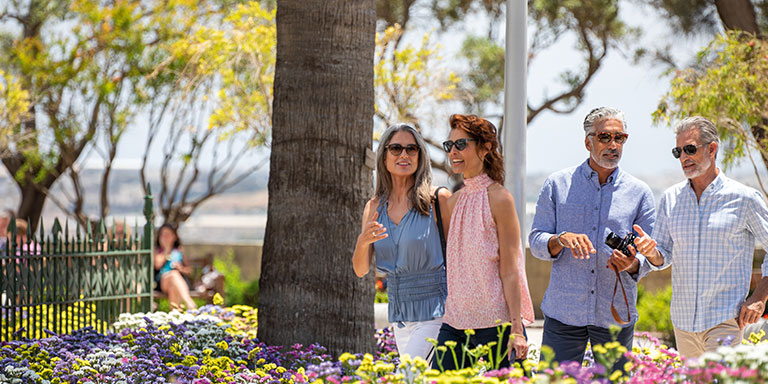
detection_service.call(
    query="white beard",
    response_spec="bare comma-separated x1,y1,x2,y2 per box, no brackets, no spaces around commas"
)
683,156,711,179
591,150,621,169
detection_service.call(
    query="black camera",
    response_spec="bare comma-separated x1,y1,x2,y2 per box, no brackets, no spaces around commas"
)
605,232,636,257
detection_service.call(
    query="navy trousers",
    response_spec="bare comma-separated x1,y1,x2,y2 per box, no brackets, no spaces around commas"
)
430,322,527,371
541,316,633,373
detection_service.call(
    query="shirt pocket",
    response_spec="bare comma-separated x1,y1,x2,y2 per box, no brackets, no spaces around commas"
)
557,203,588,233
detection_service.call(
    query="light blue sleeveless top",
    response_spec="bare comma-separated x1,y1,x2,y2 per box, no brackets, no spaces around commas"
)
373,200,447,324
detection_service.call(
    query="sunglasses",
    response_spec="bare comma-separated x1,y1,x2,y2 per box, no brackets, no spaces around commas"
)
385,143,419,156
442,138,477,152
587,131,629,144
672,143,707,159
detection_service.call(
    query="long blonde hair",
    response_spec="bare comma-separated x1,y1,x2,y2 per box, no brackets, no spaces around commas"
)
374,124,433,216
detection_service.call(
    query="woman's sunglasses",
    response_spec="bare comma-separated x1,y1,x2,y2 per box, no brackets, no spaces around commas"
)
587,131,629,144
442,138,477,152
385,143,419,156
672,143,707,159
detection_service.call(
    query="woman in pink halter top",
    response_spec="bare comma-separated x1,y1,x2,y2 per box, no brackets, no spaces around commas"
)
432,114,534,371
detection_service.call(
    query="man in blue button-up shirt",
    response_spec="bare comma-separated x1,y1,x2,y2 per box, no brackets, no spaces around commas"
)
529,107,656,370
632,116,768,358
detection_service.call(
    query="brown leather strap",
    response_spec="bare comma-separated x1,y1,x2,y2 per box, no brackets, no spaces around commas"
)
611,266,630,325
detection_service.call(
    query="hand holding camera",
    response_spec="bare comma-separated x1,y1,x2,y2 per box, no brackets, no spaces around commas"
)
605,231,639,272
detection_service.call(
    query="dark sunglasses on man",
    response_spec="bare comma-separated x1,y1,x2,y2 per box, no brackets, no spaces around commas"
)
587,131,629,144
385,143,419,156
442,138,477,153
672,143,708,159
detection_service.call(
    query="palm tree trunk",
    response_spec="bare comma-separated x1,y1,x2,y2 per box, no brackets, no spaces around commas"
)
259,0,376,355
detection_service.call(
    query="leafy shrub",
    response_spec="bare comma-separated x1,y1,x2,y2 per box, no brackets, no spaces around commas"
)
375,289,388,303
213,249,259,307
636,284,675,345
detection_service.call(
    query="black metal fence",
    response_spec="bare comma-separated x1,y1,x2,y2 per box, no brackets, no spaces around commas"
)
0,189,155,341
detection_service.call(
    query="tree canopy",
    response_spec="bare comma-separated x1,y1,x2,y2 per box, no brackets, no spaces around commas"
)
651,1,768,195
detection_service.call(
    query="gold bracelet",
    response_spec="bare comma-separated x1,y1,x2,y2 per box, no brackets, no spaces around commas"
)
510,333,526,340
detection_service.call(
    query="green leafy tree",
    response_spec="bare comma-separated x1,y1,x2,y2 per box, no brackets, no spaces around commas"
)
650,2,768,194
374,24,459,172
140,0,275,226
0,0,272,228
0,70,30,159
0,0,214,228
373,0,636,165
654,32,768,194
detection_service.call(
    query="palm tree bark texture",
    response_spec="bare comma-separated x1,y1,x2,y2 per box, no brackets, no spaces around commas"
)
259,0,377,355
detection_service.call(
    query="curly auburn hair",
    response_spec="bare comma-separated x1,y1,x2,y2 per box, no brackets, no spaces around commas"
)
449,114,504,184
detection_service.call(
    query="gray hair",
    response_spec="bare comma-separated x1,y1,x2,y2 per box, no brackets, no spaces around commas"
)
374,124,433,216
583,107,627,134
674,116,719,158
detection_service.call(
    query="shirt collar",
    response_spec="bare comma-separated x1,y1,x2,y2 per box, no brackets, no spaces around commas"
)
578,158,621,185
686,169,725,195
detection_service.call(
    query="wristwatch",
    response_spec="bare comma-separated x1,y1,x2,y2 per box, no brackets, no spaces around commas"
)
556,231,567,247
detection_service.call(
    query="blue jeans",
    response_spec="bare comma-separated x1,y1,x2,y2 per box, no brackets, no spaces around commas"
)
430,322,527,371
542,316,633,373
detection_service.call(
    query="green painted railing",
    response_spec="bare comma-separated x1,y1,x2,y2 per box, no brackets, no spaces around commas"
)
0,187,155,341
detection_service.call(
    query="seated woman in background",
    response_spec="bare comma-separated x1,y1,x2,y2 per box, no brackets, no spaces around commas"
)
154,223,197,309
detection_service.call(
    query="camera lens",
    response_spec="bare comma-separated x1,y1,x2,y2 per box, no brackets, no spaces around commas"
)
605,232,622,249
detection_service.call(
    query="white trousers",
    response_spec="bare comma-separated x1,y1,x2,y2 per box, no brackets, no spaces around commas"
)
392,318,443,362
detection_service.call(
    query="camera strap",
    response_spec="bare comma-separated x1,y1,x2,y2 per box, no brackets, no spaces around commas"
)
610,266,630,325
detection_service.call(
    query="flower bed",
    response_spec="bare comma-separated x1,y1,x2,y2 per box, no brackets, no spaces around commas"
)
2,300,767,383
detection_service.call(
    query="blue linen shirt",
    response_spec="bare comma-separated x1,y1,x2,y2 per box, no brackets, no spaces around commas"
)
529,160,656,328
650,172,768,332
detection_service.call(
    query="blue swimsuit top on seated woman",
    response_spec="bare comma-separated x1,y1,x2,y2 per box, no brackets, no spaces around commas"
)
155,249,183,282
373,199,447,325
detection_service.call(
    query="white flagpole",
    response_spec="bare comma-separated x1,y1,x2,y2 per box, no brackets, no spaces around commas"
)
503,0,527,243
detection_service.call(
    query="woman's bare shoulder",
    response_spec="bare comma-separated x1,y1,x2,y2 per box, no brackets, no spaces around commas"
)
487,183,515,207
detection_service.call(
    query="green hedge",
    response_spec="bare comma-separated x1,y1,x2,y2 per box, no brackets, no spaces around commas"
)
635,284,675,345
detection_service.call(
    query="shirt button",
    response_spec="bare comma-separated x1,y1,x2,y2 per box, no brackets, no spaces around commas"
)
592,227,597,230
591,290,595,294
594,207,598,211
591,269,595,273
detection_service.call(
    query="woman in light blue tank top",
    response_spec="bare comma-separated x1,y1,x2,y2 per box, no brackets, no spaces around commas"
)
352,124,450,362
153,224,197,309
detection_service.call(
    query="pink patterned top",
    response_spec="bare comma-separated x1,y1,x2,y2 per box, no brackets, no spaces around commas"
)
444,173,535,329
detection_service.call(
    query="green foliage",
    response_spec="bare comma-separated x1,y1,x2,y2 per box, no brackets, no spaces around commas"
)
459,36,504,114
0,69,29,152
375,290,388,303
213,250,259,307
636,284,675,345
168,1,275,143
653,32,768,174
374,24,458,136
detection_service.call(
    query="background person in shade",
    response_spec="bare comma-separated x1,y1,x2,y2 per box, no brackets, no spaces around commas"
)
352,123,450,361
528,107,655,372
432,114,534,371
154,223,197,310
